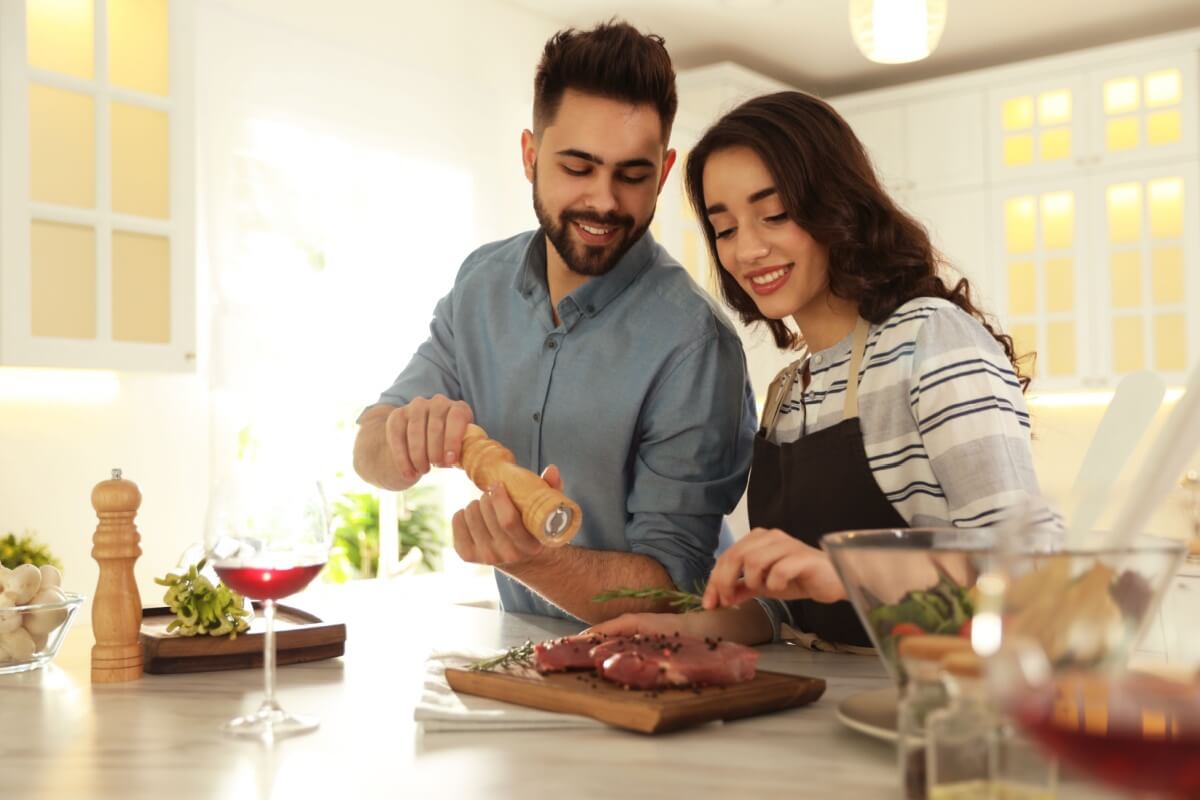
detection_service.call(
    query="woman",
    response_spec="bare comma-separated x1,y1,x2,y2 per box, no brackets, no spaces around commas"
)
590,91,1040,648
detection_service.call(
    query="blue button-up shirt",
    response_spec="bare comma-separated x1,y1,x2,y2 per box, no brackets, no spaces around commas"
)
375,229,756,619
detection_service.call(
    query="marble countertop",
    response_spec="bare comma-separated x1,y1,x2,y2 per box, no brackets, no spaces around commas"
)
0,577,1119,800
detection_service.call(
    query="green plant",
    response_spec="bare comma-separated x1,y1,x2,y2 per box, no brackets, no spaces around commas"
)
0,531,62,570
325,486,447,582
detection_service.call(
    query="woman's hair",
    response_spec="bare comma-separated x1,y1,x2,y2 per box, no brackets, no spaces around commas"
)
684,91,1030,391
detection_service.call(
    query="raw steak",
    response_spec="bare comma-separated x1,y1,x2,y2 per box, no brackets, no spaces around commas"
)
533,633,608,673
594,634,759,689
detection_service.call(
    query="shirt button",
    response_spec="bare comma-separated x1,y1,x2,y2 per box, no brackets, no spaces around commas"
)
546,339,557,350
532,412,541,422
586,304,595,313
813,355,823,365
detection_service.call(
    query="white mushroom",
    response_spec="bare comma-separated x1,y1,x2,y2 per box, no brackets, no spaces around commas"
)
38,564,62,590
28,627,51,652
23,586,67,636
0,627,36,662
3,564,42,605
0,595,21,635
0,565,12,595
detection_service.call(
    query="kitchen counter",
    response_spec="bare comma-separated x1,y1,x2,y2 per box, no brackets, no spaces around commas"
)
1,576,1118,800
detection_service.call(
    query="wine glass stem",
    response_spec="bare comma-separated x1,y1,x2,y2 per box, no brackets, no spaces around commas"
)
263,598,277,710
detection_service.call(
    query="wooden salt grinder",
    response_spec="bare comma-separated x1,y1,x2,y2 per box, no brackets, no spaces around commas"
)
460,423,583,545
90,468,144,682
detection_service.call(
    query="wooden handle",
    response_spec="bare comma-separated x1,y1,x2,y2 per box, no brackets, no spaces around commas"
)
459,424,581,545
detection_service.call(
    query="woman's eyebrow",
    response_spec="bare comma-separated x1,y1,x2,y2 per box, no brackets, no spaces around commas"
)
706,186,777,216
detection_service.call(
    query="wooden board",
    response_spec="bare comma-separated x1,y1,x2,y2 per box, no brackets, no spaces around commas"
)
445,667,825,734
139,604,346,674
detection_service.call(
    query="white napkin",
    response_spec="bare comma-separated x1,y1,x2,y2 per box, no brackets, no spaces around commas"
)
414,648,606,732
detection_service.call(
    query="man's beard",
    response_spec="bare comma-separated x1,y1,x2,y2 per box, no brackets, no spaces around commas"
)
532,171,652,278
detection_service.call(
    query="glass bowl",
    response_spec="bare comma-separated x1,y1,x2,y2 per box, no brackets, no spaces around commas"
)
975,538,1192,798
0,591,85,675
822,527,1057,683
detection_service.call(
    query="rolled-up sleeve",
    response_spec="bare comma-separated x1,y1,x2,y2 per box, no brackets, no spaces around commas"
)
625,329,756,594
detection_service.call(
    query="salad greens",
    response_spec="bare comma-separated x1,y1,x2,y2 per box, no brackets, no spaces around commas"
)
866,566,975,661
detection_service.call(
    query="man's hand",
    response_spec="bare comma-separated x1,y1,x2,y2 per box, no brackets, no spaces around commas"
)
452,465,563,568
701,528,848,610
384,395,474,485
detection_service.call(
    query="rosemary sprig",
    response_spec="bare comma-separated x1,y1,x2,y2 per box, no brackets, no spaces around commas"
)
468,640,535,672
591,585,704,612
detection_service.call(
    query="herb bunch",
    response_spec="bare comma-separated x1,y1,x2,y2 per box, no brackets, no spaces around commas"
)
591,585,704,612
468,640,535,672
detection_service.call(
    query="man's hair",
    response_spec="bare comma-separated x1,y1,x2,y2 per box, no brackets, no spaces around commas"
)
533,19,677,140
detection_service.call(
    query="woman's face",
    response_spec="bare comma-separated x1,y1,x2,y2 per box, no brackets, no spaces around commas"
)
702,146,831,322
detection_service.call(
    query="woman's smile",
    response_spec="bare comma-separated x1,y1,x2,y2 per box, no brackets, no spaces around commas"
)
744,264,794,295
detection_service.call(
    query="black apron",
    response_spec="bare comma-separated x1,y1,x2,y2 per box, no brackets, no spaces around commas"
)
748,318,908,647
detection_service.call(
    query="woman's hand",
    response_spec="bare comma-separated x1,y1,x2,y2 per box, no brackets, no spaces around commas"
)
702,528,847,610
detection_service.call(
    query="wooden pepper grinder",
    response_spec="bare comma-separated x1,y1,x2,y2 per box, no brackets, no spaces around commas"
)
90,468,143,683
460,424,582,545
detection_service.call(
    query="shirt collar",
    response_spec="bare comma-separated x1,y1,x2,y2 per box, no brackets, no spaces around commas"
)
514,228,658,328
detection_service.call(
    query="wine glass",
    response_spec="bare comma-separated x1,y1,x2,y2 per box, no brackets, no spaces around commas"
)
204,470,330,740
975,531,1194,798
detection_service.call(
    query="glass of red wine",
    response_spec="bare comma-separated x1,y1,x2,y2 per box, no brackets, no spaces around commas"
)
975,533,1194,798
204,471,330,740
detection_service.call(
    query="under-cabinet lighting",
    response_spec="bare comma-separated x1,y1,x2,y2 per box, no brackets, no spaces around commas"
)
1028,387,1184,409
0,367,120,404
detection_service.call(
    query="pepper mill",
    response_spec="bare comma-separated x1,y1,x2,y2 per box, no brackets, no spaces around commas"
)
90,468,143,683
460,423,582,545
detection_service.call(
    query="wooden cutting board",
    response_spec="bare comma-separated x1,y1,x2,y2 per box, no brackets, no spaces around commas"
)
445,666,826,734
140,604,346,674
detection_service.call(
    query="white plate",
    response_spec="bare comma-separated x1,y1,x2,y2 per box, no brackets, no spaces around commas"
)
836,686,899,742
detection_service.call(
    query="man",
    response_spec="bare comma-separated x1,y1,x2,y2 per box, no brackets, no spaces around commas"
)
354,21,755,622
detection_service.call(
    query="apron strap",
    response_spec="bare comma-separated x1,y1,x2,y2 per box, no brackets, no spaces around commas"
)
842,318,871,422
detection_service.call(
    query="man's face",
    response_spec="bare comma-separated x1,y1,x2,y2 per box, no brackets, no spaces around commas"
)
523,89,676,277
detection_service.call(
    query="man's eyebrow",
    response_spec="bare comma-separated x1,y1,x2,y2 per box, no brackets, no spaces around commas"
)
556,149,655,169
706,186,778,216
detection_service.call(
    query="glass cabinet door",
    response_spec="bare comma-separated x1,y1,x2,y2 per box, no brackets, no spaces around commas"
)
0,0,193,371
1090,163,1199,384
1089,52,1198,171
992,180,1091,388
988,74,1090,184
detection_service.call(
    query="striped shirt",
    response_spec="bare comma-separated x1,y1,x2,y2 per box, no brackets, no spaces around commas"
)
769,297,1040,529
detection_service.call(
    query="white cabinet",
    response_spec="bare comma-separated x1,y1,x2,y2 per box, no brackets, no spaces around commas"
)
0,0,195,372
988,51,1198,183
991,160,1199,389
906,187,991,302
832,35,1200,392
840,104,908,193
840,89,986,195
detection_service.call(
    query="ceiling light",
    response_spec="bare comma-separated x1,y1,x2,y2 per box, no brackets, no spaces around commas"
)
849,0,947,65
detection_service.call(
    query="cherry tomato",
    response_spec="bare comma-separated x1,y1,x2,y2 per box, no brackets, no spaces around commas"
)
891,622,924,638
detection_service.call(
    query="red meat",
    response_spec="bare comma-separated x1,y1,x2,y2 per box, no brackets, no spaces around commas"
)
533,633,608,673
594,634,759,689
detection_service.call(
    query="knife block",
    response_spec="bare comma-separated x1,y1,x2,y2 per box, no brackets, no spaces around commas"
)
460,424,582,545
90,468,144,683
